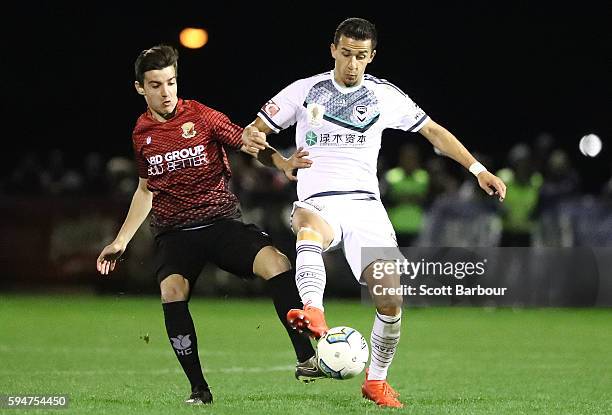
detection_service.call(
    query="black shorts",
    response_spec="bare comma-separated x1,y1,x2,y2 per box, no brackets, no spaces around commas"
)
153,219,273,285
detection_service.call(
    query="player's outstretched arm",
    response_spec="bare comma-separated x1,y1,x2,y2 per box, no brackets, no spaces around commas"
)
96,178,153,275
419,118,506,201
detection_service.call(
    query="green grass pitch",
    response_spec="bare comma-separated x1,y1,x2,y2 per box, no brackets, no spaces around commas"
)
0,295,611,414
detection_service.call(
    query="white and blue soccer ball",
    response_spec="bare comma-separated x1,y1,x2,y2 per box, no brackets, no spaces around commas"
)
317,326,369,379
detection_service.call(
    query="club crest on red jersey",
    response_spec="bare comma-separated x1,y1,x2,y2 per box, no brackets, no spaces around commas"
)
181,122,197,138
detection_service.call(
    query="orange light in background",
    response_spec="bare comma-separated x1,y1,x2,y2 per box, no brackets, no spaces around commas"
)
179,28,208,49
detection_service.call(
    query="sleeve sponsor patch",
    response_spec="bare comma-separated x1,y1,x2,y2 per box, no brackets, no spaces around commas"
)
262,100,280,117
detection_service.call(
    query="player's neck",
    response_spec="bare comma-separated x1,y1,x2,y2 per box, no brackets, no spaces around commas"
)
149,105,177,122
331,70,363,92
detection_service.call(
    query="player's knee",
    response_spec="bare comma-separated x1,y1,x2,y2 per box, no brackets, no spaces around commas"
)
377,304,403,317
254,247,291,279
160,276,189,303
161,285,188,303
263,253,291,279
297,226,324,244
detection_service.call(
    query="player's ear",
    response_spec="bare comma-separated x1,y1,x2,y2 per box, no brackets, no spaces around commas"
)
330,42,337,58
369,49,376,63
134,81,146,96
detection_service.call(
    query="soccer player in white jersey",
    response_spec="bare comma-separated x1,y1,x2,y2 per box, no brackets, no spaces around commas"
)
242,17,506,408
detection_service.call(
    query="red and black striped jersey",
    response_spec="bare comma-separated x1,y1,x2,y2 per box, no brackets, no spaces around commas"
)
132,99,243,233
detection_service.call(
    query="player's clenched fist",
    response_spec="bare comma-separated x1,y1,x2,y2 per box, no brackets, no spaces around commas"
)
241,126,268,157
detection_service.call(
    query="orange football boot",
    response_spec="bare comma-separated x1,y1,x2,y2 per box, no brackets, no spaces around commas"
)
362,369,403,408
286,305,329,339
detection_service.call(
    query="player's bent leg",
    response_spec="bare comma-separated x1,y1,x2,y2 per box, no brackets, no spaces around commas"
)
253,245,319,376
252,246,291,279
286,244,329,337
290,207,335,249
286,212,333,339
160,274,190,303
159,274,212,404
360,261,404,408
294,226,326,315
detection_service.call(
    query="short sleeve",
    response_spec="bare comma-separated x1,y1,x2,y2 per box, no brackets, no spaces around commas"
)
257,80,304,133
387,92,429,133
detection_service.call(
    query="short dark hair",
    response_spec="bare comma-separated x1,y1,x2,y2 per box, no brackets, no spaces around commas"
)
134,45,179,85
334,18,377,50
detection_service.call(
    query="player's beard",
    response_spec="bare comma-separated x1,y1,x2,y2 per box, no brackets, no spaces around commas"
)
344,73,359,87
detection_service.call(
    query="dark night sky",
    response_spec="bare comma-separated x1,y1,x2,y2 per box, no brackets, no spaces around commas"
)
5,2,611,189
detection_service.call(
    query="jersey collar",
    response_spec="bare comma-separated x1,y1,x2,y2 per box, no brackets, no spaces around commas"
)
146,98,184,123
330,70,364,94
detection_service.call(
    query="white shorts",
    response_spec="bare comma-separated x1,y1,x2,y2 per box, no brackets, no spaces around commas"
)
291,192,404,283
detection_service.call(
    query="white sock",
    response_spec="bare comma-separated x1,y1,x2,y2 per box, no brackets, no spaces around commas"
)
295,239,325,311
368,310,402,380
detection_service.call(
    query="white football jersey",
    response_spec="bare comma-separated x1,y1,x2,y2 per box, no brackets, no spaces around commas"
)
258,70,428,201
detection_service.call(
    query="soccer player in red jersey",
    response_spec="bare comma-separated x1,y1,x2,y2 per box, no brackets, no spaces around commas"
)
95,45,320,405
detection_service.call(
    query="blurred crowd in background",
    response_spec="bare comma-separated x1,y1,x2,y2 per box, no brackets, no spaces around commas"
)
2,131,611,305
4,132,611,249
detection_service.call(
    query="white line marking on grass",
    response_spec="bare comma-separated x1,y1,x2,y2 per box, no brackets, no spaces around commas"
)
0,365,294,376
0,344,229,356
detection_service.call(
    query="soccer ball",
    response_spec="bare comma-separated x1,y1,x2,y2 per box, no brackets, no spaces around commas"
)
317,326,369,379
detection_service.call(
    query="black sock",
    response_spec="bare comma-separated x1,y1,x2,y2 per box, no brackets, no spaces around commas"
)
266,270,316,362
162,301,208,392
